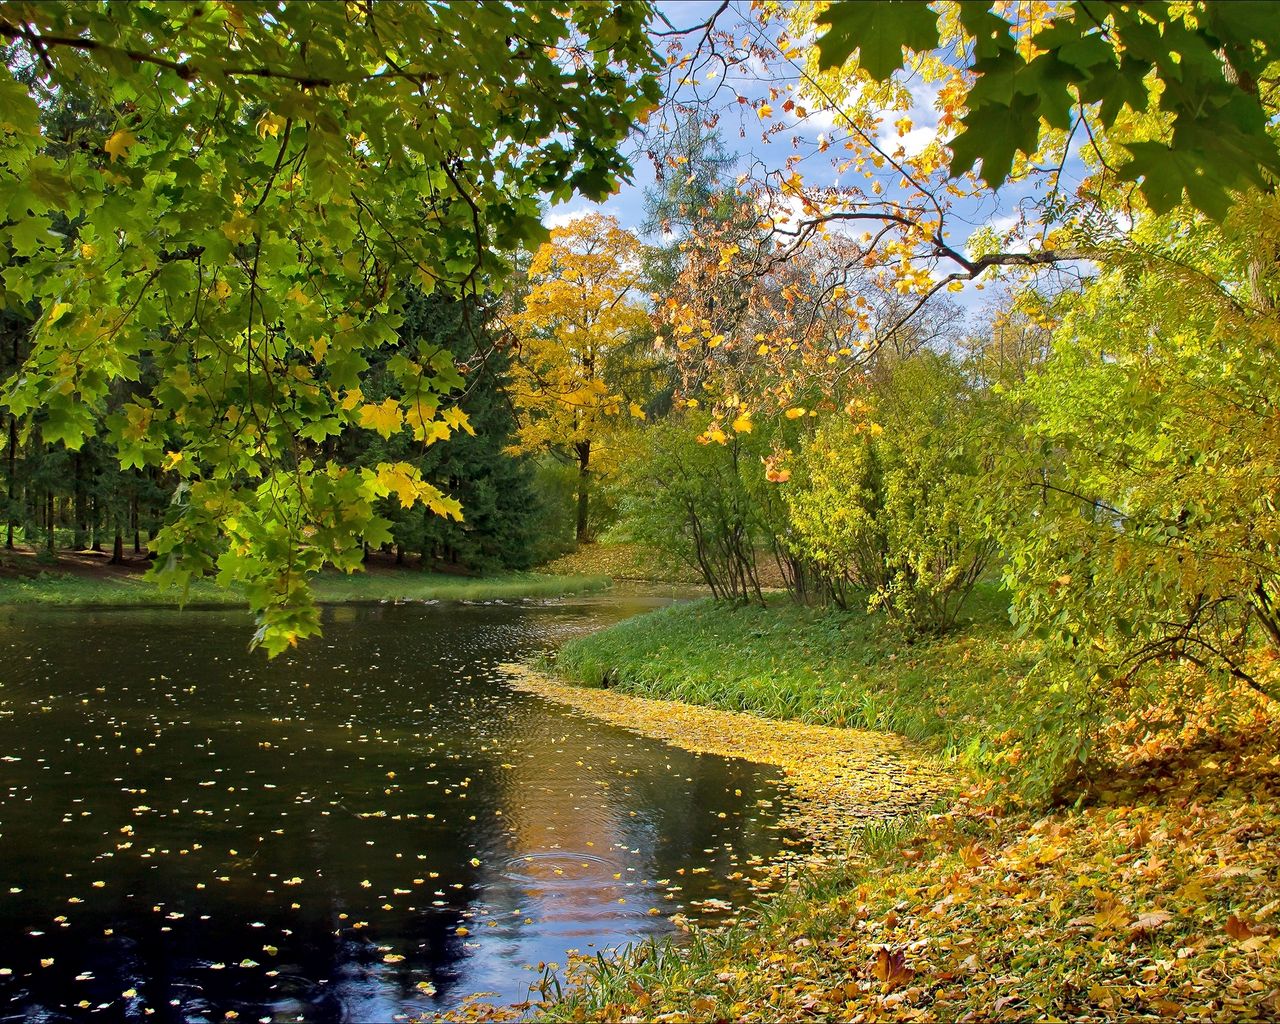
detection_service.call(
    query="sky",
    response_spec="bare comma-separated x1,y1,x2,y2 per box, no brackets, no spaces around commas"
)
544,1,1089,322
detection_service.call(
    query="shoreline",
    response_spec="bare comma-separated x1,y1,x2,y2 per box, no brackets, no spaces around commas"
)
0,569,612,609
502,662,951,862
510,599,1280,1023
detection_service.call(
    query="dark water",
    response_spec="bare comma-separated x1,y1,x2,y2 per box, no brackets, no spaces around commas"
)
0,596,799,1022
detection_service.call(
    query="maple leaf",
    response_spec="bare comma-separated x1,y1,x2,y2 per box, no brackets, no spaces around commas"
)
1226,914,1256,941
1129,910,1173,935
104,129,137,163
872,946,914,992
441,406,474,436
816,2,940,78
358,398,404,439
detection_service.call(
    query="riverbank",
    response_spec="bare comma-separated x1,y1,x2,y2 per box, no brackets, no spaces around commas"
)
539,541,789,589
548,589,1042,788
0,552,610,607
505,663,950,861
528,595,1280,1022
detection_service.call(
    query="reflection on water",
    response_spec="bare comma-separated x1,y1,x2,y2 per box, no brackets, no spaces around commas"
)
0,596,801,1021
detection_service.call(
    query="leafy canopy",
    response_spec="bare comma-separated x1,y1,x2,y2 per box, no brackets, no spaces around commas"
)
0,1,658,651
816,1,1280,218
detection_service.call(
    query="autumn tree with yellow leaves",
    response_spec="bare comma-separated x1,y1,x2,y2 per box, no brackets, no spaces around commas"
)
507,214,651,543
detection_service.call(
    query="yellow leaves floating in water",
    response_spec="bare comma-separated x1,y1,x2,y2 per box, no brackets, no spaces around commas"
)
502,664,948,858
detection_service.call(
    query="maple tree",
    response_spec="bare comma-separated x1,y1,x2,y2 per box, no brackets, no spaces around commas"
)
1000,192,1280,701
0,1,659,651
815,0,1280,219
637,0,1280,433
505,214,651,544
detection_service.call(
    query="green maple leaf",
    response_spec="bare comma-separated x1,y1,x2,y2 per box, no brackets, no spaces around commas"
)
816,1,940,79
1118,142,1231,221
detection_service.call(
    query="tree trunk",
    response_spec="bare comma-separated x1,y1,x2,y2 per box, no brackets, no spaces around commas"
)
6,332,17,550
73,453,87,550
110,526,124,565
45,491,54,554
5,410,15,550
90,494,102,552
575,440,591,544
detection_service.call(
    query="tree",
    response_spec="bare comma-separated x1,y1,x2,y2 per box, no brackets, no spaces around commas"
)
786,353,997,636
340,288,540,573
617,412,768,604
1000,193,1280,700
639,0,1280,401
506,213,650,544
0,2,659,651
816,1,1280,219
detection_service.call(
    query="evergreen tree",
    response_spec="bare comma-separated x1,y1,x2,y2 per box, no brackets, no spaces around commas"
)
337,289,539,572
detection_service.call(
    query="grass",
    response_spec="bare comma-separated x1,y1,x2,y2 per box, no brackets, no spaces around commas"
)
538,541,791,589
549,582,1041,771
0,569,611,608
541,812,937,1021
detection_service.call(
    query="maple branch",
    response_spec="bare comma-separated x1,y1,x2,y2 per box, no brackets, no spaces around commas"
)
0,19,440,87
651,1,730,39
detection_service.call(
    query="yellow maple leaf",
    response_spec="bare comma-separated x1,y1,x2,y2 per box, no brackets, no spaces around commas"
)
359,399,403,438
731,413,754,434
104,130,137,163
442,406,474,436
257,113,287,139
414,419,451,446
373,462,420,507
428,494,463,521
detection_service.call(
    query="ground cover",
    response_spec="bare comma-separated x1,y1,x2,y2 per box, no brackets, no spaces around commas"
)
519,592,1280,1023
0,547,608,607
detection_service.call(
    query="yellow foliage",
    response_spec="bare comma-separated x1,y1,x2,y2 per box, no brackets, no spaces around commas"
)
507,213,651,479
357,398,404,438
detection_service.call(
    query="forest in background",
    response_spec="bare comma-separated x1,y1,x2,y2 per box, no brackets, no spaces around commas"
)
2,0,1278,786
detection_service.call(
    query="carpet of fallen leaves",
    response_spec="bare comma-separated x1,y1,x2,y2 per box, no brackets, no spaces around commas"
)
536,696,1280,1023
503,664,949,861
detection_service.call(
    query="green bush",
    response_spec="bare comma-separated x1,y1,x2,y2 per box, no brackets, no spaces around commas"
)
786,354,997,636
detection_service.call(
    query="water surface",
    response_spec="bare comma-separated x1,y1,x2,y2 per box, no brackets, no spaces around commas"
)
0,595,800,1021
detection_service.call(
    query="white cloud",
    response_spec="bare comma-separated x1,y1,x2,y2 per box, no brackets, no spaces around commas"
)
898,125,937,157
542,206,598,229
986,212,1021,235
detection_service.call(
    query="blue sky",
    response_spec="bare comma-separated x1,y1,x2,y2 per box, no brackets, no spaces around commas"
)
546,1,1089,320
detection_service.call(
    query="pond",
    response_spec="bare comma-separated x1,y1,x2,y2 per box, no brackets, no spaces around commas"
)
0,594,804,1021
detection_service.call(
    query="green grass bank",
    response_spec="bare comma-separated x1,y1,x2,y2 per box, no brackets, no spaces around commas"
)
527,589,1280,1023
548,584,1038,773
0,568,610,608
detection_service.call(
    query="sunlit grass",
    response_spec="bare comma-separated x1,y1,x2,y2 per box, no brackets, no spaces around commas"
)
549,582,1037,765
